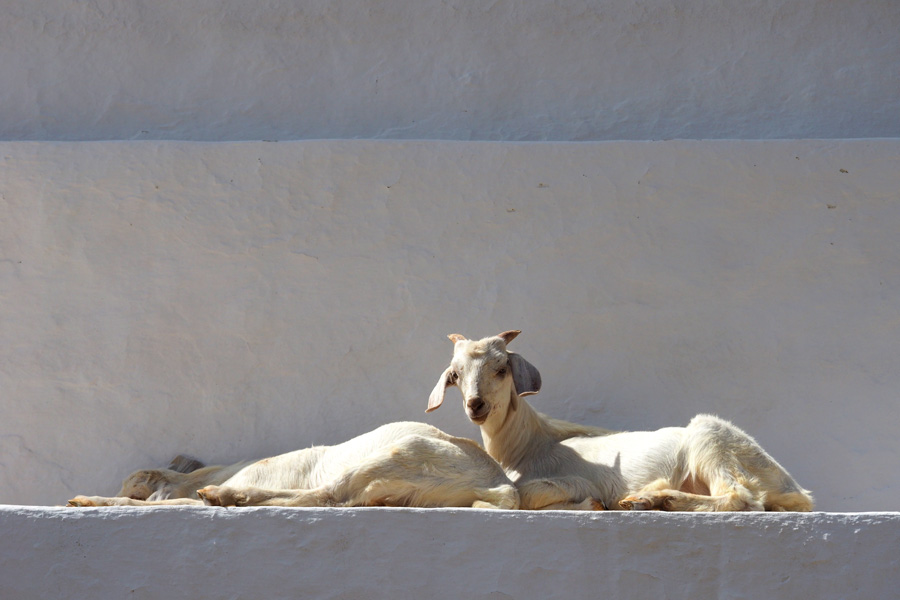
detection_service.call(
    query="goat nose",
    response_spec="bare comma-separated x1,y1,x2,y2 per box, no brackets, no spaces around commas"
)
467,397,485,413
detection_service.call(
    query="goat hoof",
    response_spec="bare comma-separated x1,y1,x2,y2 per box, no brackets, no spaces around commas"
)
619,496,653,510
199,485,247,507
197,486,225,506
590,498,606,511
67,496,97,507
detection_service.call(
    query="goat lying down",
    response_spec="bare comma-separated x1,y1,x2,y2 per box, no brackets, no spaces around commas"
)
427,330,814,512
67,421,518,509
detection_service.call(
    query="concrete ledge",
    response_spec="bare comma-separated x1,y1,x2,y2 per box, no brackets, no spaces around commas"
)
2,506,898,599
2,1,898,140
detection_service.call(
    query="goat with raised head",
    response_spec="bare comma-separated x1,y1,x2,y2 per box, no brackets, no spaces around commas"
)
67,421,519,509
427,330,813,512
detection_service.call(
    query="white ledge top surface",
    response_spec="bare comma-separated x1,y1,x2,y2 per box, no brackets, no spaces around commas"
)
3,505,899,600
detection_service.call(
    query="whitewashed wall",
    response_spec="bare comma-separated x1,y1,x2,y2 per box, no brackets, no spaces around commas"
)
2,139,899,511
1,0,897,141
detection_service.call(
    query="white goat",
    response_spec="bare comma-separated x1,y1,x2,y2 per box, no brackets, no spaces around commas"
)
67,421,519,509
427,331,814,512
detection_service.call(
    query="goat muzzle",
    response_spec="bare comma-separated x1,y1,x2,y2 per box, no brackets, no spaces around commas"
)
465,397,488,422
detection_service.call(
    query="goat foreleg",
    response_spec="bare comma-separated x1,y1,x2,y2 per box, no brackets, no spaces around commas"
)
516,476,605,510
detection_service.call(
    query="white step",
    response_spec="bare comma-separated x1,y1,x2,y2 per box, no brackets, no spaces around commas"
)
1,506,897,599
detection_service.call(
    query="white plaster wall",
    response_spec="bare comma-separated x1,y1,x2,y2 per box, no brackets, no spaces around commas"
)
1,0,898,142
2,139,899,511
1,507,899,599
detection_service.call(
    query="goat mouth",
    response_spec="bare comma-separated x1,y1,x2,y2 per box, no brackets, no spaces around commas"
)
467,410,489,424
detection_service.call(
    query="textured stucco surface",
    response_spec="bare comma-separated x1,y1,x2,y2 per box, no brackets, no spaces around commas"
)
2,139,899,512
1,507,898,599
1,0,898,141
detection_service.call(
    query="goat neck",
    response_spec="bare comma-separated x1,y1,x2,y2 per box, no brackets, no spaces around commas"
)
479,386,555,474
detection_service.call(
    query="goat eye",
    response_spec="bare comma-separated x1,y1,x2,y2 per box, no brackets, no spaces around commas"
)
497,368,507,377
449,372,459,383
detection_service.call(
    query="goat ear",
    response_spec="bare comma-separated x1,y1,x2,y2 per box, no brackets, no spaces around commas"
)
448,334,467,344
427,366,454,412
497,330,521,345
167,454,205,474
509,352,541,396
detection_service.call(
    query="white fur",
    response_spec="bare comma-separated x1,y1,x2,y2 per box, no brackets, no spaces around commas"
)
67,421,518,509
427,331,814,512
